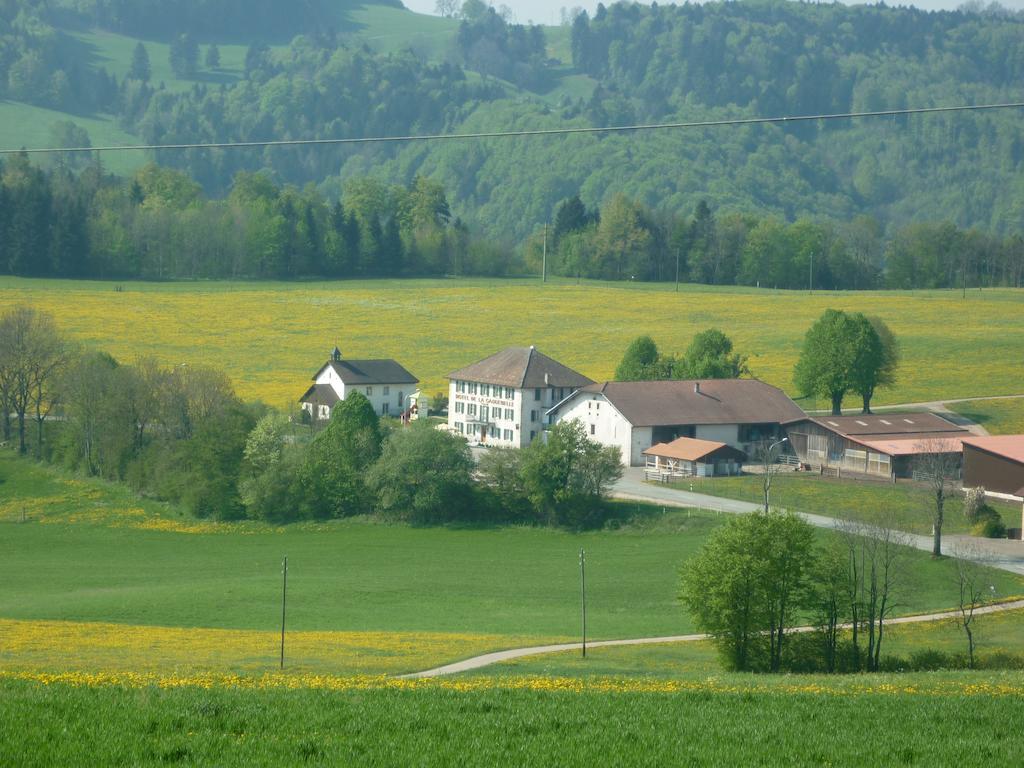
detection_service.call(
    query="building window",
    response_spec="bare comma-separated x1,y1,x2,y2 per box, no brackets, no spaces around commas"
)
383,386,390,396
505,408,514,420
530,410,537,422
481,406,489,422
468,404,477,417
506,387,514,399
366,387,373,396
590,424,596,435
456,422,464,434
530,430,536,441
504,429,513,441
382,403,390,416
534,388,541,401
470,382,478,395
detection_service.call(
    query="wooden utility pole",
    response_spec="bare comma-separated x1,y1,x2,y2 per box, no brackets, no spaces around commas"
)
580,548,587,658
675,247,680,292
280,556,288,670
542,223,547,283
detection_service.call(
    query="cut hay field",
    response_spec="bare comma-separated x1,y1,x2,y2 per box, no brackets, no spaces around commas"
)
1,278,1022,410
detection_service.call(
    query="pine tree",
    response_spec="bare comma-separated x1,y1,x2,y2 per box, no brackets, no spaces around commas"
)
129,43,151,82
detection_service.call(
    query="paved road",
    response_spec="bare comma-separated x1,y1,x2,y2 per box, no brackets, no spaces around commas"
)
612,468,1024,576
401,599,1024,679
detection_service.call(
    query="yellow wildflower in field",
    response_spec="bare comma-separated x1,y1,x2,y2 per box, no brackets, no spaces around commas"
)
0,618,563,677
2,669,1022,698
2,277,1023,406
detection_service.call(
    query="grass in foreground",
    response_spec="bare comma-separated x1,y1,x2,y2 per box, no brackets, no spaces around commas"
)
1,673,1023,766
1,278,1022,407
673,472,1020,536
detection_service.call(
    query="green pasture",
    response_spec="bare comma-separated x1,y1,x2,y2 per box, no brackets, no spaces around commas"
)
1,453,1021,640
344,3,459,58
67,29,257,93
950,398,1024,436
0,101,141,174
673,472,1022,536
2,674,1023,767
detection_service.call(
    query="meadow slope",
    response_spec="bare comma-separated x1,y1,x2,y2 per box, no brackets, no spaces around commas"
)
1,278,1021,409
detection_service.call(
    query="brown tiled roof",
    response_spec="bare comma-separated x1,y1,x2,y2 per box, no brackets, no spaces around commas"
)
447,347,593,389
577,379,804,427
962,435,1024,465
860,437,964,457
787,412,966,438
299,383,341,406
643,437,747,462
315,359,418,386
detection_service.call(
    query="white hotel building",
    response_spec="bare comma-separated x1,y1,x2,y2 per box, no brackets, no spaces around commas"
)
447,346,593,447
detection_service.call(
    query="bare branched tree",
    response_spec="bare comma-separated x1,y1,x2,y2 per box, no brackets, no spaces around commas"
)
949,542,992,668
838,507,910,671
758,437,789,513
913,438,963,557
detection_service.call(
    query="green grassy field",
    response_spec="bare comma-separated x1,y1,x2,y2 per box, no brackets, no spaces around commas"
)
672,472,1021,536
0,101,142,174
491,608,1024,680
2,452,1021,678
68,30,256,93
2,673,1023,767
2,278,1022,409
950,398,1024,436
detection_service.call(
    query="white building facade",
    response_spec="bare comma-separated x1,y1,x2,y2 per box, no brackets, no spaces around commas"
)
548,379,805,466
447,346,593,447
300,348,419,420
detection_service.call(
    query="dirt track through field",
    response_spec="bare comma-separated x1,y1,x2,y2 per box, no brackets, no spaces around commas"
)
401,599,1024,678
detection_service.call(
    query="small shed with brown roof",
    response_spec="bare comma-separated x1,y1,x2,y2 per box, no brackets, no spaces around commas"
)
642,437,747,479
783,413,968,479
962,436,1024,499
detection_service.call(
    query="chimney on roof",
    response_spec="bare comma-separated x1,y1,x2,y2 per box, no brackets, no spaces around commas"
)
694,382,701,395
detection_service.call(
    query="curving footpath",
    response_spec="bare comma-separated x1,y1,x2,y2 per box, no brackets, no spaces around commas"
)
402,599,1024,679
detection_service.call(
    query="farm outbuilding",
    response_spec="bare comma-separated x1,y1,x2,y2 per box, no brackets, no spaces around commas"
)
642,437,747,481
962,436,1024,499
783,413,968,479
547,379,803,466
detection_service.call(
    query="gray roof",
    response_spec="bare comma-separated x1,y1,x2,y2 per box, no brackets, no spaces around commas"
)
313,359,418,386
787,413,967,439
564,379,804,427
299,383,341,406
448,347,593,389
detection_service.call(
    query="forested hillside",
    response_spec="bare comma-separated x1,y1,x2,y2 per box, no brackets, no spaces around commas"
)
1,0,1023,282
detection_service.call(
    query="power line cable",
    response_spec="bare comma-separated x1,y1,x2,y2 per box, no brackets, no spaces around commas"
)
1,101,1022,156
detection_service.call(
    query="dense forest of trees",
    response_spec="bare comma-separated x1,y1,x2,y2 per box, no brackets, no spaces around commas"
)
3,154,1022,287
2,1,1024,270
529,194,1024,289
0,155,517,279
